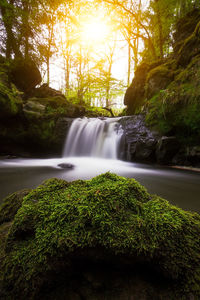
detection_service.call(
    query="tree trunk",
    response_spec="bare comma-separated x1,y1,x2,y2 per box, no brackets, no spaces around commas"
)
0,0,21,58
22,0,30,59
47,57,50,86
65,57,70,96
155,0,164,59
127,41,131,86
78,46,84,104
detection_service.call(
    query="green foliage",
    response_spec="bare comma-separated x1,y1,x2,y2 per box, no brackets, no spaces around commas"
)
146,55,200,143
146,65,172,82
177,22,200,66
0,63,22,117
0,190,30,225
84,106,111,117
1,173,200,298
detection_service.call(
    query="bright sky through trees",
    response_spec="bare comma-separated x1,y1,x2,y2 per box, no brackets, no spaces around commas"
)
49,9,132,108
49,7,130,107
80,18,110,43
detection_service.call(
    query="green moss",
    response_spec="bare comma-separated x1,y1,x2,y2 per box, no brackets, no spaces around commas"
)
29,96,68,108
0,189,31,225
0,173,200,298
26,118,56,146
177,21,200,66
145,64,174,100
0,63,22,117
146,65,172,83
84,106,111,117
146,54,200,143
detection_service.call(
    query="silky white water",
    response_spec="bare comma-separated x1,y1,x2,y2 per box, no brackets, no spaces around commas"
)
0,117,200,212
62,118,123,159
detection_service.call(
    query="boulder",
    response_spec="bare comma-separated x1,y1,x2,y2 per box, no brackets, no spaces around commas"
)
30,83,66,99
124,60,168,114
23,100,46,117
135,139,157,161
156,136,180,164
119,115,160,162
0,173,200,299
145,64,174,99
57,163,74,169
0,189,31,225
8,58,42,93
173,146,200,167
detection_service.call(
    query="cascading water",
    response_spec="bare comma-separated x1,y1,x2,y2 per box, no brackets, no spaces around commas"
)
63,118,123,159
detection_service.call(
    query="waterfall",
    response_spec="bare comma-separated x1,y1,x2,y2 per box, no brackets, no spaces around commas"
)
63,118,123,159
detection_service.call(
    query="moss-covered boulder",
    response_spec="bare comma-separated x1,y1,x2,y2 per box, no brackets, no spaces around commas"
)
124,61,166,114
30,83,66,99
145,64,174,99
0,173,200,299
8,58,42,93
0,189,31,225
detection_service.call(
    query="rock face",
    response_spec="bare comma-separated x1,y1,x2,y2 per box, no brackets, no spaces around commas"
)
123,9,200,165
124,63,150,114
118,116,195,166
119,115,160,162
0,57,87,157
1,173,200,299
173,8,200,54
156,136,180,164
145,64,174,99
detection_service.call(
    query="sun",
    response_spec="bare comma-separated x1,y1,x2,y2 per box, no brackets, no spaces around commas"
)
80,19,109,44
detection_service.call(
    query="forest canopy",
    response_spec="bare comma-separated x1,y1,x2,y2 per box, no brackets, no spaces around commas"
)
0,0,199,107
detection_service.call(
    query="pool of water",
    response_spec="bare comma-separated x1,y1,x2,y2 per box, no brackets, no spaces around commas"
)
0,157,200,213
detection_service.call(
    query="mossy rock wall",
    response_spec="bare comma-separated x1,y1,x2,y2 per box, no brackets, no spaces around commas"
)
124,9,200,153
0,173,200,299
146,55,200,144
0,59,22,119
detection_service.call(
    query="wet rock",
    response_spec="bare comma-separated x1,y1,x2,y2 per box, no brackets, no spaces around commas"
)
23,100,46,117
156,136,180,164
172,146,200,167
119,115,160,162
58,163,74,169
135,139,157,161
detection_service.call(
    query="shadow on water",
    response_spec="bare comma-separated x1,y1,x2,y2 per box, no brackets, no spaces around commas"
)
0,157,200,213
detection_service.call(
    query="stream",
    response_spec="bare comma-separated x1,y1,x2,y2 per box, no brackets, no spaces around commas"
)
0,157,200,213
1,117,200,212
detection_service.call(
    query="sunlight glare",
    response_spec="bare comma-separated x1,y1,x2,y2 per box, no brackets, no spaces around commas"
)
80,19,109,44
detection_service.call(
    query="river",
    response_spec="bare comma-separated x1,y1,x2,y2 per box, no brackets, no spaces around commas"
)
0,157,200,213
